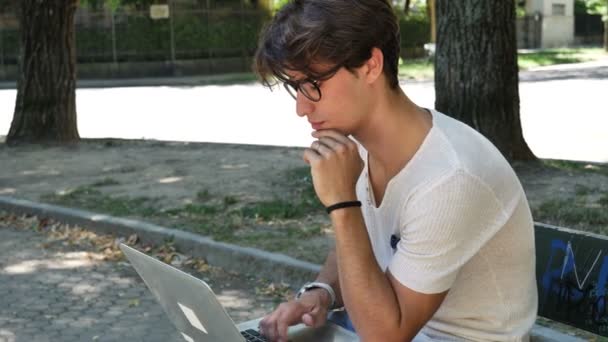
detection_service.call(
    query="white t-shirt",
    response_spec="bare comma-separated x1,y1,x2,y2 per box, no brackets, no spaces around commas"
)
356,109,538,341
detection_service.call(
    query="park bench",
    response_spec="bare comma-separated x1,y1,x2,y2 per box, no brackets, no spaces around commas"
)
533,222,608,340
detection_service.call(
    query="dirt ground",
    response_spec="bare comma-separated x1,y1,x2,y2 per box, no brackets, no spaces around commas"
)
1,139,607,265
2,139,608,340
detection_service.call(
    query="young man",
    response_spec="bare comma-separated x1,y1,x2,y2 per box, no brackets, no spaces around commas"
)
254,0,538,341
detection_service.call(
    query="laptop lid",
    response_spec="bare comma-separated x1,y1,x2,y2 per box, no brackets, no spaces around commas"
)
119,243,244,342
120,244,359,342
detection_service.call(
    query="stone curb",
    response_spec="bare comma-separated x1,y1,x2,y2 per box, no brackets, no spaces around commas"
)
0,196,588,341
0,195,320,285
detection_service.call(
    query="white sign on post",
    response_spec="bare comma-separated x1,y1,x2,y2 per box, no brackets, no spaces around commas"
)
150,4,170,20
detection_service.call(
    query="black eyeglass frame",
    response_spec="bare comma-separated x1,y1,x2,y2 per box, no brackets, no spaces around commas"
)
282,65,343,102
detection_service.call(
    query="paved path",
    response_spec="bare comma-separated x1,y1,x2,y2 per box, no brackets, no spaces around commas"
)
0,225,276,342
1,60,607,163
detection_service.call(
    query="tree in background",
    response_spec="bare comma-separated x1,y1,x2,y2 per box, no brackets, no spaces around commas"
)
7,0,80,144
434,1,535,161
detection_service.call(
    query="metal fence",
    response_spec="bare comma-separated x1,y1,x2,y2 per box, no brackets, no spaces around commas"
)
575,14,604,45
516,14,543,49
0,3,270,78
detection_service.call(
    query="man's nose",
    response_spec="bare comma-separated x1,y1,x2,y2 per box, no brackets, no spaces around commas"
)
295,91,314,118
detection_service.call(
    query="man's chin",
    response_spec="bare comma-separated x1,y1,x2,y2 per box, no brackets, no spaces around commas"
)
313,127,350,136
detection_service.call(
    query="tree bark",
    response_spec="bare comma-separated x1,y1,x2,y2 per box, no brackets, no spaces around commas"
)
604,2,608,52
428,0,436,43
434,1,535,161
7,0,80,144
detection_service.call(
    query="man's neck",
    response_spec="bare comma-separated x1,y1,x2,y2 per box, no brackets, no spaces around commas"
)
353,88,432,179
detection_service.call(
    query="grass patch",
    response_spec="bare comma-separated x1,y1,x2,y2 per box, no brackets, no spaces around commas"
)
39,167,329,264
223,195,238,206
518,48,605,70
534,199,608,234
284,166,324,211
542,159,608,176
241,200,305,220
574,184,592,196
42,186,157,217
238,167,322,220
398,58,434,80
533,187,608,234
91,177,120,187
164,204,220,217
397,48,607,80
196,189,212,201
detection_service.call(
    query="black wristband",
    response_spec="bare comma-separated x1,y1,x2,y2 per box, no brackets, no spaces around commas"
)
325,200,362,214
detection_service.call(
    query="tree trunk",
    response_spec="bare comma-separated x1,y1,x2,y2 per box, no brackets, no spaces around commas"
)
604,3,608,52
7,0,80,144
404,0,411,15
434,1,535,161
428,0,436,43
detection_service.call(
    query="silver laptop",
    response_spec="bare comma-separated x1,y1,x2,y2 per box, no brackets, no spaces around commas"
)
119,243,359,342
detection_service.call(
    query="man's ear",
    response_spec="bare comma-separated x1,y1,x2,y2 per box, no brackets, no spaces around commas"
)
362,47,384,84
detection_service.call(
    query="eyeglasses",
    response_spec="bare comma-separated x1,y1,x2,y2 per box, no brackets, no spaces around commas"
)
283,78,322,102
282,65,342,102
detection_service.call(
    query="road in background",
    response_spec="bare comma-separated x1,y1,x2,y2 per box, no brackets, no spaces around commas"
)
1,61,606,163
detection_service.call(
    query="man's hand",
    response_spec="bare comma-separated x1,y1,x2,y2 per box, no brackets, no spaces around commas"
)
303,130,363,207
258,290,330,342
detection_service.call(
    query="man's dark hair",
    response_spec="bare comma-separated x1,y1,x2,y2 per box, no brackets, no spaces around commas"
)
254,0,401,90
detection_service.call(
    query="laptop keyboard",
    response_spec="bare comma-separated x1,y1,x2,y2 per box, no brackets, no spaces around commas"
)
241,329,268,342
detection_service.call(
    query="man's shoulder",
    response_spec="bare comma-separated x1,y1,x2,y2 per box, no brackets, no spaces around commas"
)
430,110,518,185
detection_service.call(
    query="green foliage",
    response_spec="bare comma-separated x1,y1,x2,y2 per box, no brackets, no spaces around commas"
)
272,0,290,11
397,11,431,48
575,0,608,16
516,6,527,18
80,0,120,11
73,8,270,62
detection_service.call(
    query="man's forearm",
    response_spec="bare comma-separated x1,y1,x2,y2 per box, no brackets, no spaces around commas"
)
314,249,343,308
331,208,404,341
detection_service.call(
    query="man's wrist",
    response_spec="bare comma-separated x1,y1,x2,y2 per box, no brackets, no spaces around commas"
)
295,282,336,310
299,288,332,309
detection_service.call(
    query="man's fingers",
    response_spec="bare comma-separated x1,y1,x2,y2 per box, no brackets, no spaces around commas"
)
303,148,321,165
310,306,327,328
317,136,344,150
301,313,315,327
259,302,311,341
259,313,278,340
311,140,334,158
312,129,352,145
277,317,290,341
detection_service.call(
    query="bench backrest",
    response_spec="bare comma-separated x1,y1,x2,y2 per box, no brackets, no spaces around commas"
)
536,222,608,337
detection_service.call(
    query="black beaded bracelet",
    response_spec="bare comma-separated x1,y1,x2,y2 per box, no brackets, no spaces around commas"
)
325,200,362,214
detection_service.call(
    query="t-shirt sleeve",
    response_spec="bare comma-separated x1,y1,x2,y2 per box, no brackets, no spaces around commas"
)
387,169,508,294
